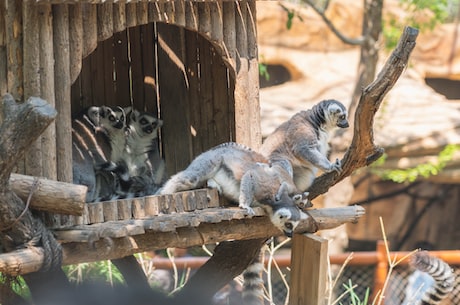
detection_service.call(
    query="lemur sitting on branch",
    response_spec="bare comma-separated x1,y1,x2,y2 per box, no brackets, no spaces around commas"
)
261,99,349,193
157,142,309,237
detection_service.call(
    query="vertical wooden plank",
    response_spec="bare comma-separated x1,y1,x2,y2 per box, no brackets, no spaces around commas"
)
163,1,174,24
97,2,113,42
198,2,211,38
91,43,105,105
103,38,115,107
38,3,57,180
148,1,161,23
80,56,93,106
69,4,83,86
184,30,202,157
289,234,328,305
23,1,42,177
0,0,7,96
222,1,236,69
5,0,23,99
137,2,148,26
234,1,251,147
246,0,261,149
128,26,144,105
113,3,126,34
210,1,223,43
211,42,232,145
113,30,130,106
141,23,157,112
53,4,73,183
117,199,132,220
185,1,198,31
157,23,191,174
126,2,137,28
174,0,186,28
103,200,118,222
88,202,104,224
131,197,145,218
198,34,214,150
82,3,97,58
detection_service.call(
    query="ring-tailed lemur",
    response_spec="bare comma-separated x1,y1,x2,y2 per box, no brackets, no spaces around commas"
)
109,107,165,197
158,142,309,237
404,251,455,305
72,106,112,202
260,99,349,192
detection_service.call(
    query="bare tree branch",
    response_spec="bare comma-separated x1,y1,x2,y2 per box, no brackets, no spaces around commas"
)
301,0,365,45
308,26,419,199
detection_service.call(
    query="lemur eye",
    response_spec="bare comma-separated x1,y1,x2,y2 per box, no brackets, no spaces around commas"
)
339,114,345,120
285,223,293,230
140,118,148,125
109,114,116,122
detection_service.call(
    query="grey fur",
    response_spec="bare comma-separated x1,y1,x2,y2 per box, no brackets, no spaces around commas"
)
260,99,349,192
158,142,308,236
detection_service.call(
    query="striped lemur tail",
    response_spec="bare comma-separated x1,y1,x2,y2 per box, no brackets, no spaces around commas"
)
411,251,455,305
242,249,265,305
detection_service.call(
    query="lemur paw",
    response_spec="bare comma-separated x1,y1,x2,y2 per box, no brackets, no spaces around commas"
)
331,158,342,173
293,192,312,208
239,204,255,216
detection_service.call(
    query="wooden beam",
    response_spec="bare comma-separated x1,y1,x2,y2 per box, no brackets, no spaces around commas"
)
9,173,86,215
0,205,363,275
289,234,328,305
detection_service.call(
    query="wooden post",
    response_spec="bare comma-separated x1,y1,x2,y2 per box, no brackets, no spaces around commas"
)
113,3,126,34
289,234,328,305
69,4,83,84
82,3,97,58
372,240,388,301
0,0,7,96
97,2,113,42
38,3,57,181
23,1,43,177
53,4,73,183
5,0,23,99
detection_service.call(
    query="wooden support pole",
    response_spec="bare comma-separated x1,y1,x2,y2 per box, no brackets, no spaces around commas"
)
372,240,389,301
69,4,83,84
0,0,7,96
38,3,57,181
82,3,97,58
53,4,73,183
23,1,43,177
9,173,86,216
113,3,126,34
289,234,328,305
97,2,113,42
5,0,23,99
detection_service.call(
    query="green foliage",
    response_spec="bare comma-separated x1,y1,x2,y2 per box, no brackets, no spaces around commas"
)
259,62,270,81
63,260,125,284
384,0,450,49
0,274,31,300
373,144,460,183
279,3,304,30
339,279,370,305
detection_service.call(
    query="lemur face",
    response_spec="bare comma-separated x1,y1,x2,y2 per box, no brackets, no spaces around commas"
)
86,106,101,126
99,106,126,132
327,101,349,129
127,109,163,139
271,208,299,237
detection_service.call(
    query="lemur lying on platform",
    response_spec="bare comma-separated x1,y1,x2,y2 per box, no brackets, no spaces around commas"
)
157,142,309,237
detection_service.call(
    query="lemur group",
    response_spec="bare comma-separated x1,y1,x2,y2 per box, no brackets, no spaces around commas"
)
72,99,349,236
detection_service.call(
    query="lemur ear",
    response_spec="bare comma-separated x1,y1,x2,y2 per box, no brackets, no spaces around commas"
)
275,182,289,201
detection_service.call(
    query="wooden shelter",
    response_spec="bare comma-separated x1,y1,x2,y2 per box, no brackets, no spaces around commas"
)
0,0,418,303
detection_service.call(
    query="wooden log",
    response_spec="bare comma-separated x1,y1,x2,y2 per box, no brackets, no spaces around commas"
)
210,1,223,43
164,1,174,24
9,173,86,216
148,1,161,23
23,1,43,177
53,4,73,183
0,205,364,274
113,3,126,33
97,2,113,42
137,2,148,25
198,2,211,38
69,4,83,84
0,0,7,96
5,0,23,99
126,2,137,28
246,0,261,149
289,234,328,305
174,0,186,27
82,3,97,58
38,3,57,180
234,1,252,147
222,1,236,68
185,1,198,31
